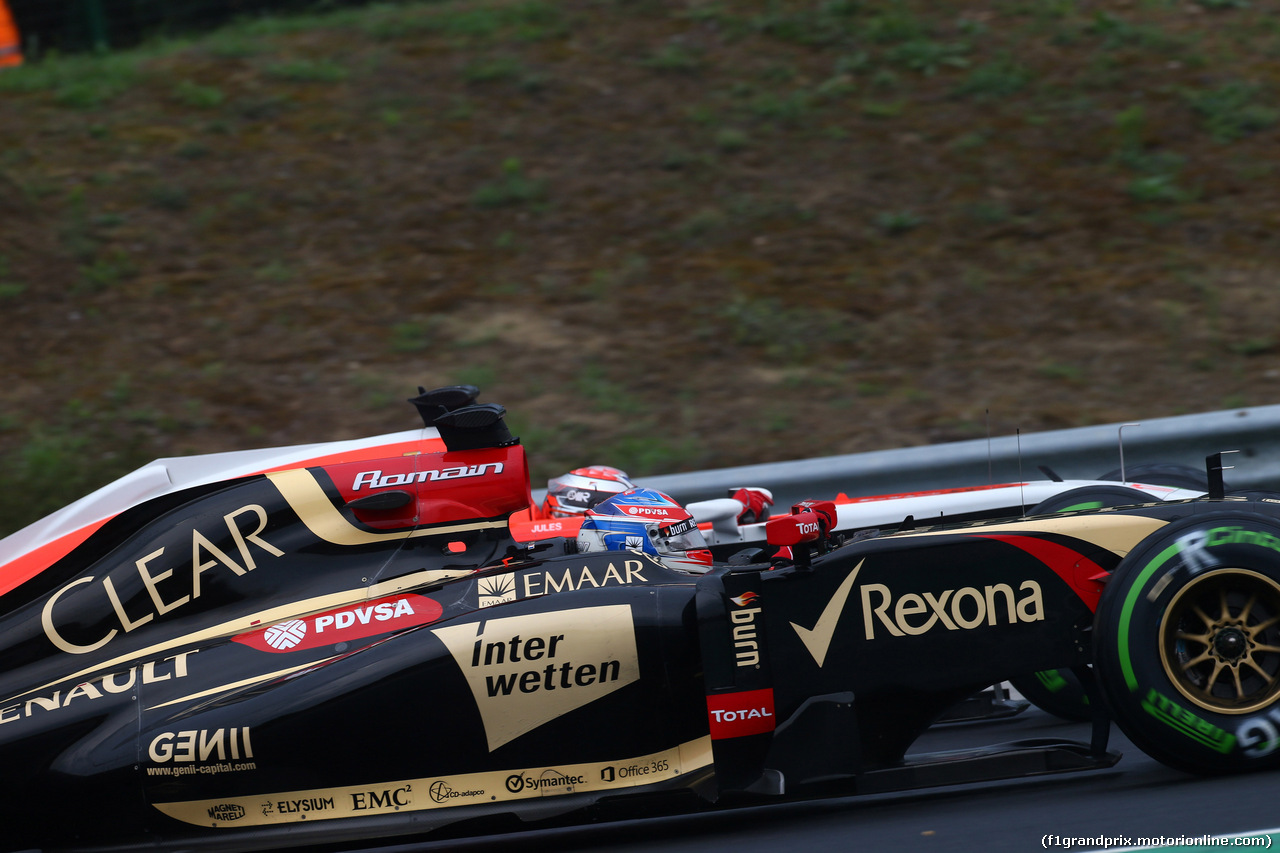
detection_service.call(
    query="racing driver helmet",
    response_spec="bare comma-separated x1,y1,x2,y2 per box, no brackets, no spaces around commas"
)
576,488,713,573
543,465,635,518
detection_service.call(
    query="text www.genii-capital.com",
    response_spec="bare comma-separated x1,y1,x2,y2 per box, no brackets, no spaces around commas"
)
145,761,257,777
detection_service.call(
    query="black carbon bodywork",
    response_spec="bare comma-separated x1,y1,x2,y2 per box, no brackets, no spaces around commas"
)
2,409,1277,852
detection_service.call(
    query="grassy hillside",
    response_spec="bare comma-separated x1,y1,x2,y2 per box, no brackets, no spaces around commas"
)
2,0,1279,536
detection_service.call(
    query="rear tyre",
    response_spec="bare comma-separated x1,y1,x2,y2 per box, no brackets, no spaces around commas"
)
1030,485,1152,516
1017,487,1153,720
1231,490,1280,503
1098,462,1210,491
1093,512,1280,774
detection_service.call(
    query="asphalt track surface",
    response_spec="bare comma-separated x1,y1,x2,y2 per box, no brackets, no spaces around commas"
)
354,708,1280,853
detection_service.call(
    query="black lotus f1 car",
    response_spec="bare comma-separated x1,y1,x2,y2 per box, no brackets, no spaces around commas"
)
4,388,1280,852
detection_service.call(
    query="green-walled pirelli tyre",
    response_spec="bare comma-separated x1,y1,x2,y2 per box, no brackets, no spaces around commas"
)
1031,485,1154,517
1093,512,1280,774
1009,668,1091,722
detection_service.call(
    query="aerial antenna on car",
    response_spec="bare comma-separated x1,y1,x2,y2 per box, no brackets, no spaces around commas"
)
986,409,992,484
1017,429,1025,516
1117,423,1141,482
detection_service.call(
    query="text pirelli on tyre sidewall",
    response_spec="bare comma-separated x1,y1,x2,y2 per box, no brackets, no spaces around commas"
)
1094,512,1280,774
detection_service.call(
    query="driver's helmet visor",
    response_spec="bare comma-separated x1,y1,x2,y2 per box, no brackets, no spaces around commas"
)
653,517,708,554
547,483,616,514
546,472,631,515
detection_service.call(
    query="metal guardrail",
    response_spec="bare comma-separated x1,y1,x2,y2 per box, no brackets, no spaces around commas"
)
626,406,1280,511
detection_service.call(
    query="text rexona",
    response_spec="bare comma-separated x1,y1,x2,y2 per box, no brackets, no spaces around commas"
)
351,463,503,491
861,580,1045,639
42,504,284,654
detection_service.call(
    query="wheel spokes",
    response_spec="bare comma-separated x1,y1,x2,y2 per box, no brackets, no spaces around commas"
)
1162,569,1280,712
1241,656,1274,684
1239,593,1259,625
1230,665,1246,701
1206,660,1228,694
1176,628,1213,646
1191,604,1217,629
1179,649,1214,671
1252,614,1280,633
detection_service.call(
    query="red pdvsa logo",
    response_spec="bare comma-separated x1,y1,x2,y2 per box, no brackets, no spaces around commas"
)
706,688,776,740
234,594,443,653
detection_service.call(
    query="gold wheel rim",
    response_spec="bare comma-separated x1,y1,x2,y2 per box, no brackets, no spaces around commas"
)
1159,568,1280,715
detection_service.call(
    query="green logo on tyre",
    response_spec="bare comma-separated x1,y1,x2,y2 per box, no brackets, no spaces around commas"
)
1060,501,1105,513
1142,688,1236,754
1204,526,1280,555
1035,669,1068,692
